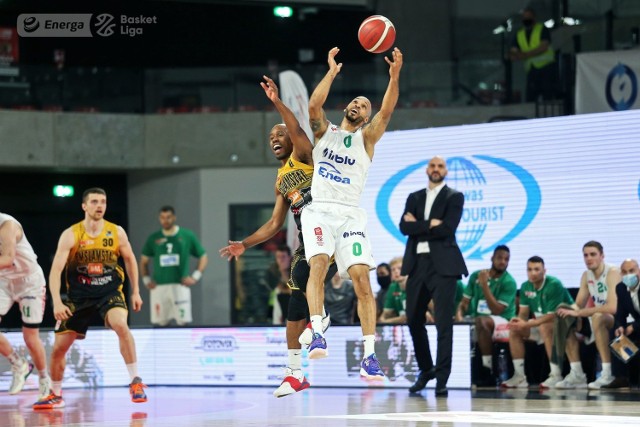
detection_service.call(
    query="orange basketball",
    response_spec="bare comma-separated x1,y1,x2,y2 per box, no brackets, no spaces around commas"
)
358,15,395,54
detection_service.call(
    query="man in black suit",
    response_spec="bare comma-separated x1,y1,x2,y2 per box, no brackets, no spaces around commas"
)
608,258,640,388
400,156,468,397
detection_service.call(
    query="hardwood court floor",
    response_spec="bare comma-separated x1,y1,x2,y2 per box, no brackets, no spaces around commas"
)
1,385,640,426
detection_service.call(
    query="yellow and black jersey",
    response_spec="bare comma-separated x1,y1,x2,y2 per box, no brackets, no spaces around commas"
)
65,220,125,300
276,155,313,229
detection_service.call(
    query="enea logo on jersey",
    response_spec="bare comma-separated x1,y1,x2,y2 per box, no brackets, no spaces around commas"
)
317,148,355,185
342,231,365,239
376,155,541,260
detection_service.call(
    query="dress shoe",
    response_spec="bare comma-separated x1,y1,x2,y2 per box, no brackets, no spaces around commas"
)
435,383,448,397
473,366,498,387
408,369,435,393
601,376,630,389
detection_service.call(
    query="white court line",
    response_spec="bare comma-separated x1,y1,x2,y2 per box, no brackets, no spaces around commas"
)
311,411,640,426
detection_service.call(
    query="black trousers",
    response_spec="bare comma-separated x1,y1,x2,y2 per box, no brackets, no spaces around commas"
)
406,254,457,386
526,63,557,102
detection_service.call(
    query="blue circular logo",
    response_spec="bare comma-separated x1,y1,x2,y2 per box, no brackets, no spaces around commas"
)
376,155,541,260
605,62,638,111
447,157,487,252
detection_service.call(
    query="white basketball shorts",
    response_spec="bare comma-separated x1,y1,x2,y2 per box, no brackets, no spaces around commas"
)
301,202,375,277
0,266,46,325
150,284,192,326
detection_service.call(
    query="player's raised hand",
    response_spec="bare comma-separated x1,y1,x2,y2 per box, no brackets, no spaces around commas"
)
260,75,280,102
327,47,343,75
219,240,245,261
385,47,403,78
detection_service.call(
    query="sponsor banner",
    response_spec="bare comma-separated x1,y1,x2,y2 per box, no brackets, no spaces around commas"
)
0,27,19,64
16,13,158,38
0,325,470,389
366,110,640,288
278,70,312,143
576,50,640,114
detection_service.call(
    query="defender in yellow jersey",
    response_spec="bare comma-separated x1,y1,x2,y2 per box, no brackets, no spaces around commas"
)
220,76,334,398
34,188,147,410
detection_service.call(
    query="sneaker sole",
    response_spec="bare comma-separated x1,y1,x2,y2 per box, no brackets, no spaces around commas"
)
359,370,385,380
131,397,148,403
273,382,310,398
308,348,328,359
500,383,529,389
556,384,587,389
33,402,65,410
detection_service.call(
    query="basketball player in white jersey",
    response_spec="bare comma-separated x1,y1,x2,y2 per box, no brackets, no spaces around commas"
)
554,240,620,389
301,46,403,379
0,213,51,399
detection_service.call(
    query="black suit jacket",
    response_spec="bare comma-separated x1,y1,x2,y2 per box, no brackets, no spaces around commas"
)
399,185,468,278
614,282,640,333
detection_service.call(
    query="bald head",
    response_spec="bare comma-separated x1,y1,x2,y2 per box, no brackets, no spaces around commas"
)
621,259,639,275
427,156,448,186
621,259,640,289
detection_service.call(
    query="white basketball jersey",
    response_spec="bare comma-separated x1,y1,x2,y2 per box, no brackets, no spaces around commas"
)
0,213,40,279
586,263,612,307
311,122,371,206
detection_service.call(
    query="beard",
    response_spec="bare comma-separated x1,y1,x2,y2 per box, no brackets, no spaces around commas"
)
344,111,365,126
428,173,445,184
492,266,506,274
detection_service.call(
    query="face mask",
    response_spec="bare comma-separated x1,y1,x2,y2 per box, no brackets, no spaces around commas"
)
377,275,391,289
522,18,534,27
622,273,639,289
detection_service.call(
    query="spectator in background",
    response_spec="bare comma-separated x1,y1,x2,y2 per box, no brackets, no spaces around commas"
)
456,245,517,387
501,256,574,389
266,245,293,324
140,206,208,326
324,271,357,325
379,257,407,324
509,6,557,102
607,258,640,389
375,263,391,318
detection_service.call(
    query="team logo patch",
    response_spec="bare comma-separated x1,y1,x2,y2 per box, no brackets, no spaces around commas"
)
87,263,104,275
314,227,324,246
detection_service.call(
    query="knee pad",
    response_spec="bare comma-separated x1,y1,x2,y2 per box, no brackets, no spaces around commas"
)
287,290,308,322
290,255,310,293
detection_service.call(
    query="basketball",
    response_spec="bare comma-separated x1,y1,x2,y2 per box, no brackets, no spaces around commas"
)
358,15,396,54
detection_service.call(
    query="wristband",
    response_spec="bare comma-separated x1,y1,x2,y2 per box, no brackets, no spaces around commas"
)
142,276,151,286
191,270,203,281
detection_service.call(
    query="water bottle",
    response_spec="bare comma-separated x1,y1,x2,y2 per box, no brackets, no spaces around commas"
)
497,348,509,382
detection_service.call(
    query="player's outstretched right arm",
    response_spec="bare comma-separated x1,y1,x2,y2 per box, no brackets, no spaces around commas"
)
309,47,342,140
50,228,75,321
219,191,289,261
